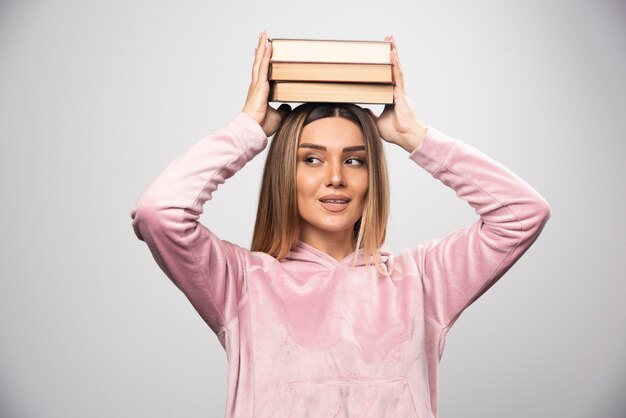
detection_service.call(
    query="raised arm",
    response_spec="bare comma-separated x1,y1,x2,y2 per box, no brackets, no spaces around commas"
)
130,112,268,336
409,127,551,334
369,34,551,341
130,31,291,337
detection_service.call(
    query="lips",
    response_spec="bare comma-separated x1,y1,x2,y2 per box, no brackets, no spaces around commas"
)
319,195,351,212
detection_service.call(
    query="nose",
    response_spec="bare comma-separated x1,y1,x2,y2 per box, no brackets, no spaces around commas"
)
325,159,345,188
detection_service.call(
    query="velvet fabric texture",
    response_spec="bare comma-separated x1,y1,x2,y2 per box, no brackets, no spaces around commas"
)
131,111,551,417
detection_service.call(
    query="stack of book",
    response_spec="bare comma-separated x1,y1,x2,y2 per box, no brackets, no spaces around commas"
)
268,38,394,104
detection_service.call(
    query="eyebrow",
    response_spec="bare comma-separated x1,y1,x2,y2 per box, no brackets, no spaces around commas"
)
298,143,366,153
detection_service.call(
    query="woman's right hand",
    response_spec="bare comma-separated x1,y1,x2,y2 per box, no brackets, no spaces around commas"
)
242,30,291,137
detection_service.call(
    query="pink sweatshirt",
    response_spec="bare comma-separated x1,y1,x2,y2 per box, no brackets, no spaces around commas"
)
130,111,550,418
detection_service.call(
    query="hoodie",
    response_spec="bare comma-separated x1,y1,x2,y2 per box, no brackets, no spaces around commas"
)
130,111,551,418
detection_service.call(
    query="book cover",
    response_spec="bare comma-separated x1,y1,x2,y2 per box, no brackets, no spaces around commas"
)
269,38,392,64
269,62,392,83
269,81,394,104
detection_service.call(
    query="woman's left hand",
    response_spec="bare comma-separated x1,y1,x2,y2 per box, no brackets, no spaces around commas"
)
367,35,428,153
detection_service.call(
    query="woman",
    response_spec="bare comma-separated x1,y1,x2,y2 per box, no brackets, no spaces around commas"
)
131,31,551,418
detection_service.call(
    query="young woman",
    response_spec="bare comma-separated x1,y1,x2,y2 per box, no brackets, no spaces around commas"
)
131,31,551,418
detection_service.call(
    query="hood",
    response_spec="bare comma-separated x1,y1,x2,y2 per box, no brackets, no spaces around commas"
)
283,240,392,270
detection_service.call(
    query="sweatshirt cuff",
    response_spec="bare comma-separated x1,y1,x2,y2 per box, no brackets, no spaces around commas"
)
220,111,269,156
408,126,459,175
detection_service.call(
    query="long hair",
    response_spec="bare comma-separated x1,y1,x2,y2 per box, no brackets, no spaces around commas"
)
250,103,390,276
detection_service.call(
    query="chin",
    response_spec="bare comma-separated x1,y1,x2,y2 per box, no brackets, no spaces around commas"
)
299,204,363,235
313,218,360,233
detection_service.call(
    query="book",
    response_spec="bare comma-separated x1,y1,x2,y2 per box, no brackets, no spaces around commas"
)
266,38,395,104
269,38,392,64
269,81,394,104
269,62,392,83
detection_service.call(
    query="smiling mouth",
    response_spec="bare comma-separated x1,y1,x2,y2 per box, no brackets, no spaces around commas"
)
320,199,349,205
319,200,349,212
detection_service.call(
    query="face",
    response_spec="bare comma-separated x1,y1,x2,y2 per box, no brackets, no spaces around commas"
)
296,117,369,243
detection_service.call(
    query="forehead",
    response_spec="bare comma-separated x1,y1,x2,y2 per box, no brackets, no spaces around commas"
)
299,117,365,148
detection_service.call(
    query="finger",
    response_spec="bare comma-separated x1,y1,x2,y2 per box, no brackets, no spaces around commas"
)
387,35,403,73
257,36,272,83
390,34,398,54
385,35,403,89
252,31,267,80
252,31,267,84
384,34,394,59
384,34,397,57
390,47,405,92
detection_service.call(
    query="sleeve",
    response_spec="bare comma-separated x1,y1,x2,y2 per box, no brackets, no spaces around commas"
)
129,111,268,336
409,126,551,338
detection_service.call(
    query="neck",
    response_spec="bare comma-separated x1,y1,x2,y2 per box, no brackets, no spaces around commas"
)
299,229,356,262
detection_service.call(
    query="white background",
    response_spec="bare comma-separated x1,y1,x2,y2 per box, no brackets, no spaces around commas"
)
1,0,624,417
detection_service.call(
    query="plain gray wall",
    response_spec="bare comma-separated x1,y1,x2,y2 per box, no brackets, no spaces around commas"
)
1,0,624,417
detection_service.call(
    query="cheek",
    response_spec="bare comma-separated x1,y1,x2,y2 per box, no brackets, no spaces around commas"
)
295,180,310,211
355,173,369,201
296,170,320,197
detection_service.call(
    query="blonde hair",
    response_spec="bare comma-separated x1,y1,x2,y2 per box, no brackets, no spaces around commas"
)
250,103,390,276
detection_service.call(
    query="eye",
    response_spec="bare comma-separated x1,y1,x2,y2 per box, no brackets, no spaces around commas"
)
346,157,366,166
303,155,322,164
